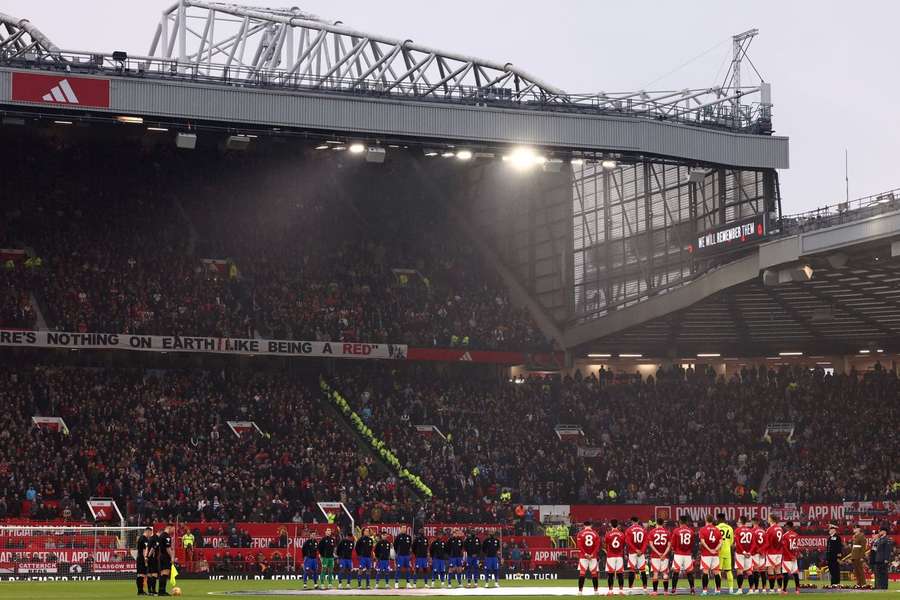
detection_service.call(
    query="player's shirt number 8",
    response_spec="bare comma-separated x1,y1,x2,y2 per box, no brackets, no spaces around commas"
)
584,534,594,547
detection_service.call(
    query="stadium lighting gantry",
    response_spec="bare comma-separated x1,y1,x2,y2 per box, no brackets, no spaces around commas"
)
456,150,473,161
349,143,365,154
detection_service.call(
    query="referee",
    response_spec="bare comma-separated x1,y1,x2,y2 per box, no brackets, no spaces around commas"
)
136,527,152,595
147,529,160,595
157,524,175,596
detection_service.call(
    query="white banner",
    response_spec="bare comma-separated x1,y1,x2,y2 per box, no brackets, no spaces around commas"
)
0,330,407,360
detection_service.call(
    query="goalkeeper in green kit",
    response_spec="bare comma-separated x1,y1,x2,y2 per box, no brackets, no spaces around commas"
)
318,527,337,588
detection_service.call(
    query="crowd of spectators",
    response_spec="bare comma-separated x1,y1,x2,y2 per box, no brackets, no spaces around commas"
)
0,130,546,351
0,360,898,526
0,365,408,525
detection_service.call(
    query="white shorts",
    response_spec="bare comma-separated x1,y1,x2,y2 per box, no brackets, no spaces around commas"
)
605,556,624,573
782,560,798,575
579,558,599,575
700,555,720,571
628,553,647,571
672,554,693,572
752,554,766,571
735,553,753,572
765,554,782,570
650,557,670,575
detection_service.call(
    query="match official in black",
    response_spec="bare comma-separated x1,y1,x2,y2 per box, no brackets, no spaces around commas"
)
135,527,152,595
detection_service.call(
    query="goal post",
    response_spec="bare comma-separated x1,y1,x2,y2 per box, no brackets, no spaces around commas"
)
0,525,145,580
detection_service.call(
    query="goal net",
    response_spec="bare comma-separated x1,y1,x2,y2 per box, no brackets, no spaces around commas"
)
0,525,145,580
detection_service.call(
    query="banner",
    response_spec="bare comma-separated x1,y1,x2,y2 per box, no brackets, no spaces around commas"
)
31,416,69,435
0,330,406,360
10,72,111,109
406,347,527,364
226,421,262,438
86,498,121,523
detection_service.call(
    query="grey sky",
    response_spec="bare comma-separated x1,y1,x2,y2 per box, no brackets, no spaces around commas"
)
6,0,899,213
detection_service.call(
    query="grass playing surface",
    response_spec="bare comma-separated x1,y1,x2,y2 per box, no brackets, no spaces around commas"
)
0,580,897,600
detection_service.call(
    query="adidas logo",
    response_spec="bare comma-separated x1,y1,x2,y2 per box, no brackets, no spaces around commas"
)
459,351,472,361
41,79,80,104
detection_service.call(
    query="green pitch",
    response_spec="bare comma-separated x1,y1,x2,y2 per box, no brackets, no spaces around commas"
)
0,580,897,600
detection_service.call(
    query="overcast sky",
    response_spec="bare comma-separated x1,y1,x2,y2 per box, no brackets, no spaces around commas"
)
6,0,899,213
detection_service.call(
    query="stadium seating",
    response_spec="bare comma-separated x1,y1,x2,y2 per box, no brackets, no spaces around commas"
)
1,362,898,526
0,131,546,351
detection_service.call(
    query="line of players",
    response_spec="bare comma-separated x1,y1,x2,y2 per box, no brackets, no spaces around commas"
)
298,525,503,589
575,514,802,596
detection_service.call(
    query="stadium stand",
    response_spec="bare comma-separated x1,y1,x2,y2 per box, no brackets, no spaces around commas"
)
3,362,897,526
0,131,546,351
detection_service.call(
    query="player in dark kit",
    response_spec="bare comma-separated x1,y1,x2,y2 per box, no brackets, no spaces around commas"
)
482,531,501,588
156,524,175,596
336,532,355,590
374,532,393,589
447,528,465,588
146,529,160,595
302,530,320,589
393,524,413,588
355,528,375,589
430,533,448,588
412,529,430,587
135,527,152,595
463,529,481,588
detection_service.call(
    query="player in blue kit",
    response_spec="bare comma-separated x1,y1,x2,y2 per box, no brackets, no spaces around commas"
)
412,529,430,587
430,533,448,588
393,524,413,588
464,529,482,588
355,528,374,589
482,530,501,588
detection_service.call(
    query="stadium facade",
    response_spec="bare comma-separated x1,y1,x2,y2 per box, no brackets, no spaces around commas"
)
2,2,899,370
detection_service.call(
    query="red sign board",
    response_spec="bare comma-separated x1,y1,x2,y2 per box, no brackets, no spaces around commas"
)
11,72,110,108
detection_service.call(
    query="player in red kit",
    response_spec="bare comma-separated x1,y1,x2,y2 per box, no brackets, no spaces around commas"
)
625,516,648,591
604,520,626,595
576,521,601,595
670,516,696,595
733,516,755,593
764,515,784,593
698,514,723,594
751,517,767,593
648,520,672,596
779,522,800,595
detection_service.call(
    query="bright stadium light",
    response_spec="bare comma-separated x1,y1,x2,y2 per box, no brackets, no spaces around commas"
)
505,147,539,170
858,349,871,354
697,353,721,358
570,158,584,166
116,115,143,124
587,353,611,358
778,351,803,356
601,159,618,169
315,144,329,150
332,145,346,151
619,353,643,358
53,120,73,125
456,149,473,160
441,151,455,158
349,143,365,154
424,150,439,157
146,126,169,132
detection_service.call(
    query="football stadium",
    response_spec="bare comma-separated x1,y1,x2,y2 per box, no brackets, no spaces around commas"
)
0,2,898,600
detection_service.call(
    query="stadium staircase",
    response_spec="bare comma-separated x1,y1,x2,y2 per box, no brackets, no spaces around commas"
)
317,380,427,501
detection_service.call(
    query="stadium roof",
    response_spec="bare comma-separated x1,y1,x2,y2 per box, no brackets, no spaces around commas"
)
0,11,61,61
573,200,900,358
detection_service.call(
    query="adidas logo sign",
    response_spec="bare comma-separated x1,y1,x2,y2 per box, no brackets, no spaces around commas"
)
459,352,472,361
41,79,80,104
